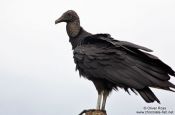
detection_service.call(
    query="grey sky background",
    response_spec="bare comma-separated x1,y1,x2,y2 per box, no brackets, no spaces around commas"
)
0,0,175,115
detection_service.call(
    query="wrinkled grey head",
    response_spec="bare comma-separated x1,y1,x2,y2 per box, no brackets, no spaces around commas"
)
55,10,79,24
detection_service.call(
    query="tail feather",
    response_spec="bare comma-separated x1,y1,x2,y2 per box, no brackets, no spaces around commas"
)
168,82,175,92
169,81,175,88
137,87,160,103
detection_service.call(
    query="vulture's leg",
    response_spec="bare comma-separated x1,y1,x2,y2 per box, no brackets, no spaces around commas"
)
101,90,109,110
96,92,102,110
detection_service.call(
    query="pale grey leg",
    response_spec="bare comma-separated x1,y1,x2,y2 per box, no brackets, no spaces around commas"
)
96,93,102,110
101,91,109,110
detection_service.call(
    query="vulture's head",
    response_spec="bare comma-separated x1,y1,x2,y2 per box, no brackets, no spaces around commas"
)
55,10,79,24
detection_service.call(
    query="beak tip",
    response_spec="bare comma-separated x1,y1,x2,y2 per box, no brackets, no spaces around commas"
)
55,20,58,24
55,17,63,24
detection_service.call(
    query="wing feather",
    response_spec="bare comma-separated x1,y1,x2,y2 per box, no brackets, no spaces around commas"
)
74,44,165,89
74,34,174,90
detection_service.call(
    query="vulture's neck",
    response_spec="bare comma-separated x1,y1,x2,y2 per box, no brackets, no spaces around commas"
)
66,20,81,38
67,20,92,49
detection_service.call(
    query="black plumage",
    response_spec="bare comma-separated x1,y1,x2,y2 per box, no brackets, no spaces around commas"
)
55,10,175,110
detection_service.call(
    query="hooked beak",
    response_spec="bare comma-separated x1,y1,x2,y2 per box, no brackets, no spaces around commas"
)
55,16,64,24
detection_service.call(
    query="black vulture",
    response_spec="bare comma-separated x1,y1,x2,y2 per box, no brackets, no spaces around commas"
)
55,10,175,110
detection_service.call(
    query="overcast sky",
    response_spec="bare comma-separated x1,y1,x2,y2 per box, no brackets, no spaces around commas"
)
0,0,175,115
